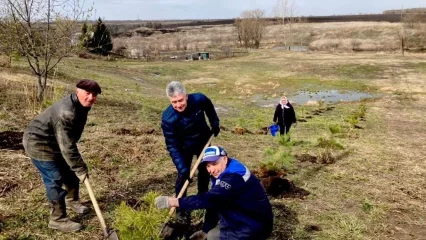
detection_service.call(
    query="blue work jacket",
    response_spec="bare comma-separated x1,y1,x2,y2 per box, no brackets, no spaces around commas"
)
161,93,219,174
179,159,273,240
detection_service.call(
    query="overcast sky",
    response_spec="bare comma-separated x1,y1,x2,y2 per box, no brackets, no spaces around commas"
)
86,0,426,21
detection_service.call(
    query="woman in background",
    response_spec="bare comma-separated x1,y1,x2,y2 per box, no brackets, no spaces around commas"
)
273,96,297,135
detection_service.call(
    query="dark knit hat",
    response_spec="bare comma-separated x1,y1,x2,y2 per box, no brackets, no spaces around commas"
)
76,79,102,94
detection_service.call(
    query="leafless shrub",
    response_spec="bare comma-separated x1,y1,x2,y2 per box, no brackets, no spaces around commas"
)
273,0,298,25
145,21,162,30
142,46,152,60
173,36,181,50
115,46,127,56
351,39,361,49
181,37,189,50
401,13,426,51
235,9,267,49
210,35,223,47
402,14,426,29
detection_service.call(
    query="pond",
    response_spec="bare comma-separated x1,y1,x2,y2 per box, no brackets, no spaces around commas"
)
253,90,377,107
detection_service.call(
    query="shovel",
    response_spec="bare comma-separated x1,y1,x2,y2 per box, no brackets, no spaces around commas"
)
84,178,119,240
159,135,213,238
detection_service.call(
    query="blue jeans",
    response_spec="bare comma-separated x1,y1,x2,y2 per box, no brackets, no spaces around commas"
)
31,159,80,201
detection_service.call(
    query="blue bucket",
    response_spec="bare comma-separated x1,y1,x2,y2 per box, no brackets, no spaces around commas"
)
269,124,279,136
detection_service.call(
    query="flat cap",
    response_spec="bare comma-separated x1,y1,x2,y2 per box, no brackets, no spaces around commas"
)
76,79,102,94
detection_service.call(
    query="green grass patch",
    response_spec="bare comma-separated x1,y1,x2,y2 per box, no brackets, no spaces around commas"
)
336,64,384,79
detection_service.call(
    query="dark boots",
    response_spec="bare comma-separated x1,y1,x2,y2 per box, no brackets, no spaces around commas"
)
65,187,89,214
176,210,192,239
48,200,82,232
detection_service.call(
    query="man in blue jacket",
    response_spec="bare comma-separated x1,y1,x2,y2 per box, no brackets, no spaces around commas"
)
155,146,273,240
161,81,220,224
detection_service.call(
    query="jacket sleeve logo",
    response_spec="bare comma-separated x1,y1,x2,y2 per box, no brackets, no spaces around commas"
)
217,180,231,190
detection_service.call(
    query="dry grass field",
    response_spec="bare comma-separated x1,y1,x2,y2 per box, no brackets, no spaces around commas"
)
113,21,426,56
1,21,426,240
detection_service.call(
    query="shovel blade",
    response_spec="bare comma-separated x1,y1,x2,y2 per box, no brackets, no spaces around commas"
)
106,231,119,240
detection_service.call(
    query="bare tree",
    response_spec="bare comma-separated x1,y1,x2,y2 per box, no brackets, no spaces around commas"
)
173,36,181,50
181,37,188,51
1,0,91,102
235,9,266,49
293,17,310,46
273,0,299,46
273,0,298,25
400,12,426,54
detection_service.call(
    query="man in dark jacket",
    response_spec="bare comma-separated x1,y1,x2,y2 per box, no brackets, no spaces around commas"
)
161,81,220,224
273,96,297,135
155,146,273,240
22,79,101,232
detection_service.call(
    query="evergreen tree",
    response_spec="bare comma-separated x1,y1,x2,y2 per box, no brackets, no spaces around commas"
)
81,18,113,55
79,22,89,48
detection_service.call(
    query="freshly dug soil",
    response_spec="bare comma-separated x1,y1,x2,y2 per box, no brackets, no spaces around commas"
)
0,131,23,150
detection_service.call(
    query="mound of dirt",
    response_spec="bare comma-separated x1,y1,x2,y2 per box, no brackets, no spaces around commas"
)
253,167,286,178
231,127,253,135
304,224,322,232
296,153,318,163
111,127,159,136
253,167,310,198
0,131,23,150
261,176,310,198
256,126,269,135
162,220,203,240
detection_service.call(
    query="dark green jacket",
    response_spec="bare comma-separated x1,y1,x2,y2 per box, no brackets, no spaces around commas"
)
23,93,89,175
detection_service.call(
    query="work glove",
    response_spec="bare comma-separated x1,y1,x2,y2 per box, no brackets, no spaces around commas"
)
211,126,220,137
76,172,88,183
155,196,171,209
189,230,207,240
293,122,297,128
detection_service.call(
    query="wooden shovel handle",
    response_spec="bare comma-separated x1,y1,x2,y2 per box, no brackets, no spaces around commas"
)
168,135,214,216
84,178,109,237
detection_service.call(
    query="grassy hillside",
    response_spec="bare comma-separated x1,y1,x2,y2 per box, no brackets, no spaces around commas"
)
1,49,426,239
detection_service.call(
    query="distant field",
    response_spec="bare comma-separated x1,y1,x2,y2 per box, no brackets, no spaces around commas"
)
112,20,424,60
105,13,405,32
